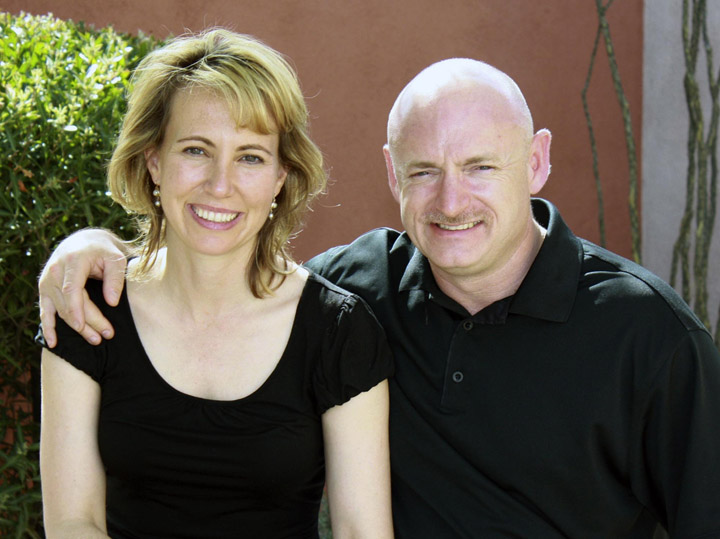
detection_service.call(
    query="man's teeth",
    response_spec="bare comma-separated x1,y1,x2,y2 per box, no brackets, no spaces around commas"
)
437,221,479,231
192,206,238,223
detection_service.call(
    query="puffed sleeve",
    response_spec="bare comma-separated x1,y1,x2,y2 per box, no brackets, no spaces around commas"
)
631,328,720,536
36,279,108,383
312,293,394,414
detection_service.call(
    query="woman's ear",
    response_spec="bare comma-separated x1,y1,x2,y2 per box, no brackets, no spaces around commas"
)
144,147,160,183
274,166,288,197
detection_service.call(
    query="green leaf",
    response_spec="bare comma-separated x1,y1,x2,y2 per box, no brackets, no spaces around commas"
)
0,12,161,535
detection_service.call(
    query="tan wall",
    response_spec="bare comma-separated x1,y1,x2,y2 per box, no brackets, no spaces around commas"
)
3,0,643,262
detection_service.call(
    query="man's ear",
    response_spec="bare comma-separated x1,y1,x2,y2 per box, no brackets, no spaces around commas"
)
144,147,160,183
527,129,552,195
384,144,401,203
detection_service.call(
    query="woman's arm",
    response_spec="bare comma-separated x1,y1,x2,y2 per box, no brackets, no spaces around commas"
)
322,380,394,539
40,348,109,538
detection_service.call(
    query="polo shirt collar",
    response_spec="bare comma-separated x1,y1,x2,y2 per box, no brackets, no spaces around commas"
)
395,198,581,322
509,199,582,322
397,244,430,293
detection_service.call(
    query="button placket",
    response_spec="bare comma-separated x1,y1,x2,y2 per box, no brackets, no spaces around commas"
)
440,319,475,411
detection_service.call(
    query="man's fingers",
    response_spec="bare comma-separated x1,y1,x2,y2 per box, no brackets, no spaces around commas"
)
37,228,128,345
41,260,118,346
39,292,59,348
101,255,128,307
81,292,114,344
60,253,94,333
39,276,109,347
38,258,72,344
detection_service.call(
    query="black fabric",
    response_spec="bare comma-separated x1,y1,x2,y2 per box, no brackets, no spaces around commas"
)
306,198,720,539
41,272,393,539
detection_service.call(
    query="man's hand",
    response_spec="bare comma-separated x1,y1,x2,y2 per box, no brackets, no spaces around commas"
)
39,229,129,347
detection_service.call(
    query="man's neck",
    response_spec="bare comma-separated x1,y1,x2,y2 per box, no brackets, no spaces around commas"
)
431,221,546,315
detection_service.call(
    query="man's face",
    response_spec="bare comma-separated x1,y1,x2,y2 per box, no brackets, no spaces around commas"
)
386,86,543,285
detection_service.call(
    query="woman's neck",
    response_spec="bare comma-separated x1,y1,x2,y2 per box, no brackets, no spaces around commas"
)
131,246,270,324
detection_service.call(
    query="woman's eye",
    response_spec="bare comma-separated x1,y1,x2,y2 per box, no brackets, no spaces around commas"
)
241,154,264,164
184,147,205,156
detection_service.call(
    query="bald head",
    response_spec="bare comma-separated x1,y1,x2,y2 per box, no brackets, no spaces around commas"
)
387,58,534,149
381,58,552,310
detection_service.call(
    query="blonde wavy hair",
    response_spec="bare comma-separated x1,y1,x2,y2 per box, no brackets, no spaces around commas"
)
107,29,326,297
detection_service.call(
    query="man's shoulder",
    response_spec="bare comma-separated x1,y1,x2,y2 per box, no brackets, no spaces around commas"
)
579,239,707,333
306,227,412,271
305,227,414,297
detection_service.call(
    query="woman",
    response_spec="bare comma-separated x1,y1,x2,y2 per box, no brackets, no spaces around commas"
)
39,29,394,538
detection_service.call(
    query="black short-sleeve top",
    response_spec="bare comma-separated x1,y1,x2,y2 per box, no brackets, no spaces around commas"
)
41,272,393,539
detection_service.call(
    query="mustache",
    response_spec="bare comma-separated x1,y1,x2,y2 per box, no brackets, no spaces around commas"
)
421,210,490,226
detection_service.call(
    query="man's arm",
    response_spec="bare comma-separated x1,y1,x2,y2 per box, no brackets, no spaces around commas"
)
38,229,129,347
636,330,720,535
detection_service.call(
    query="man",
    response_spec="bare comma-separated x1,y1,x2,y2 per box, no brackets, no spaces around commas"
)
40,59,720,537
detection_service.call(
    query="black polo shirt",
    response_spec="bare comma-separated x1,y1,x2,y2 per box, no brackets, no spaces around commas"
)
306,199,720,538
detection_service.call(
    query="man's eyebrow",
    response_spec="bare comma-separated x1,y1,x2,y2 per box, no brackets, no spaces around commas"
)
406,161,438,170
463,155,495,166
405,155,495,169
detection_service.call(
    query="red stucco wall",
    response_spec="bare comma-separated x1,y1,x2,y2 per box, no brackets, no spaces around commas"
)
2,0,643,261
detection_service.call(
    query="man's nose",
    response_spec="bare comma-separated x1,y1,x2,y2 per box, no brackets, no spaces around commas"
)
434,171,469,216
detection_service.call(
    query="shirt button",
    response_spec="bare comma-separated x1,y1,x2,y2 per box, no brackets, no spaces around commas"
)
452,371,464,383
463,320,474,331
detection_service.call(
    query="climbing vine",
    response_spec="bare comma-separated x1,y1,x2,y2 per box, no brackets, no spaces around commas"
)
584,0,719,343
670,0,719,341
583,0,641,263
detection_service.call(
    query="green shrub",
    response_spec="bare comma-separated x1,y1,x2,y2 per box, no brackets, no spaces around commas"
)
0,12,159,536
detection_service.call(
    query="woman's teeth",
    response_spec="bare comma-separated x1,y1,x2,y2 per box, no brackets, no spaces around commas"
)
192,206,238,223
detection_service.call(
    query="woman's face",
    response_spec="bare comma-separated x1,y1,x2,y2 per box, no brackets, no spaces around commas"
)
145,88,287,263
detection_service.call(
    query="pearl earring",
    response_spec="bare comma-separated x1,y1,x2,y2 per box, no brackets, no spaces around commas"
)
268,198,278,220
153,186,161,208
